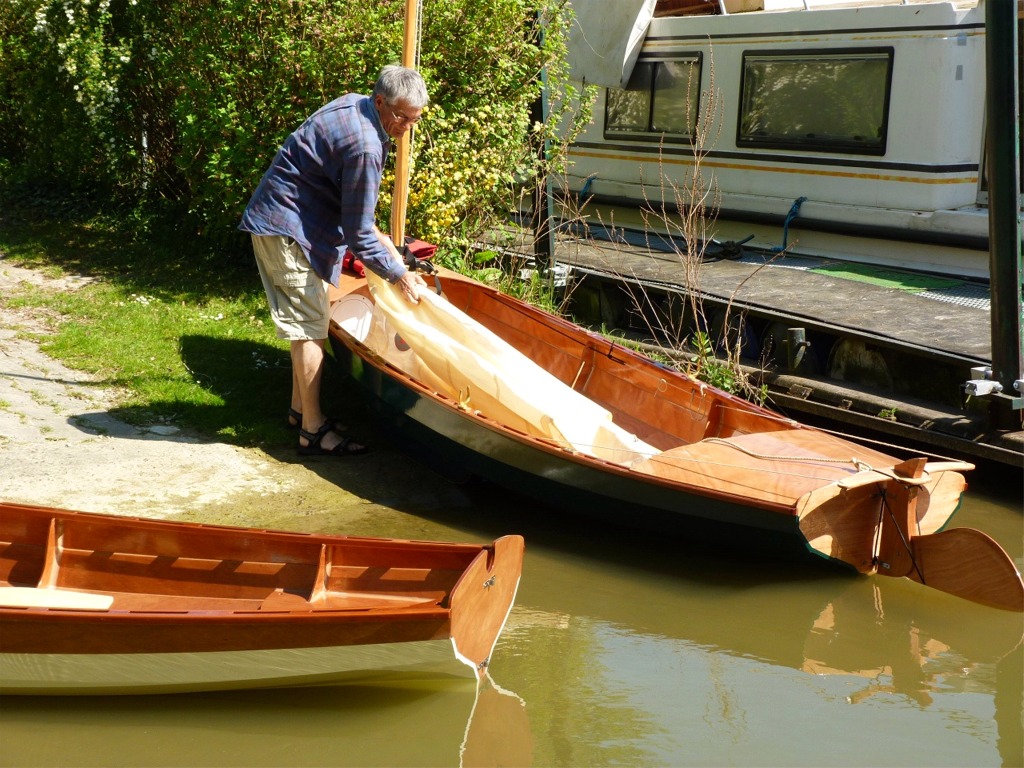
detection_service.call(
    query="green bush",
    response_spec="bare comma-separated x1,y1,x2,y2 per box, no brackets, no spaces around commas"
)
0,0,593,253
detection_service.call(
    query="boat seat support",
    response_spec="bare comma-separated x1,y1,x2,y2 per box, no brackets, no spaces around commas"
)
37,518,63,589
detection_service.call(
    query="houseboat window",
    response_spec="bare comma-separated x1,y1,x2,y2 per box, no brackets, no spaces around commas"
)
738,49,893,155
606,56,701,139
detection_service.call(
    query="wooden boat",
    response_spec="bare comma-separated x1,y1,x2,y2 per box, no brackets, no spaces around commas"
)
0,501,525,695
327,267,1023,612
562,0,1023,279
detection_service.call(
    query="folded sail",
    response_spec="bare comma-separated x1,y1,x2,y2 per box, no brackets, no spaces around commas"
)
362,273,657,465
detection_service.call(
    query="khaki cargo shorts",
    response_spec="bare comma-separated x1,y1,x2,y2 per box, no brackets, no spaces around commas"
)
251,234,330,341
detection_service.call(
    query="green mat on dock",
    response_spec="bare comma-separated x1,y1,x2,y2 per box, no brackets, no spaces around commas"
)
809,262,962,293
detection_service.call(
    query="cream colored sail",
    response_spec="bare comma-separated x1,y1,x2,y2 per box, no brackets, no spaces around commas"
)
362,272,656,465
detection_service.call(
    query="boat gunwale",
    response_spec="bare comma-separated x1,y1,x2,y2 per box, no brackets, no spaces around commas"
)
0,502,508,622
0,602,454,621
0,501,487,554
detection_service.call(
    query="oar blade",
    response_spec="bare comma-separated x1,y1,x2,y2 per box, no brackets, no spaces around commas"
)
908,528,1024,612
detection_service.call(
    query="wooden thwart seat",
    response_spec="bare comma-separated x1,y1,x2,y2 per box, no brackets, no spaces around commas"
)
0,586,113,612
8,519,451,614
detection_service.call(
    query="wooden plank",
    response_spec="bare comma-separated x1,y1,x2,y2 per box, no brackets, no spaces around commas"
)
562,219,993,360
309,543,330,602
797,481,879,573
837,459,969,490
875,457,926,578
450,535,525,675
909,528,1024,612
37,517,61,589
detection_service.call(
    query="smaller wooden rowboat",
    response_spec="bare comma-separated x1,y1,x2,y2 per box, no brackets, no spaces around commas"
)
0,501,524,695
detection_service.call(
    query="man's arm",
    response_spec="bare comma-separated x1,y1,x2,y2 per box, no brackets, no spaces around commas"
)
374,228,428,304
338,151,406,283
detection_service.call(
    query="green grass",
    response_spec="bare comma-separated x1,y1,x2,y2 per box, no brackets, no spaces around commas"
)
0,199,355,448
809,262,962,293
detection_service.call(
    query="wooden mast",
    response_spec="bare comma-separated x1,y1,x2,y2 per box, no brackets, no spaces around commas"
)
390,0,420,249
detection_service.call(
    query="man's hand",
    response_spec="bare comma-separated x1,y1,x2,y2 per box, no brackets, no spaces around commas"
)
395,270,428,304
374,227,426,303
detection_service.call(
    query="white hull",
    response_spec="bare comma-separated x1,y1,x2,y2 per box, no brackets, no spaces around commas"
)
577,200,992,279
0,639,474,695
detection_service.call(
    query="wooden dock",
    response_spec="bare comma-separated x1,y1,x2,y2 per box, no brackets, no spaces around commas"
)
491,224,1022,469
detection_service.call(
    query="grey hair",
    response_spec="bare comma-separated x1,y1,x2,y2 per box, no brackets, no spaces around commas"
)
372,65,429,109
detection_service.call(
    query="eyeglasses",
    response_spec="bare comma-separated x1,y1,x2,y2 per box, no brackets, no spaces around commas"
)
385,102,422,125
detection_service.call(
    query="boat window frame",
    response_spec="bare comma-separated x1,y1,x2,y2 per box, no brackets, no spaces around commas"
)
603,52,703,142
736,47,895,156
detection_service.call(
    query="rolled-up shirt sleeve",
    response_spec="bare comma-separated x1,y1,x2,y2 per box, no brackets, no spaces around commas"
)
339,151,406,283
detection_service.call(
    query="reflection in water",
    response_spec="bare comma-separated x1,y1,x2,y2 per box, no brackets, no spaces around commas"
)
803,590,946,707
461,673,533,768
2,472,1020,767
0,672,533,768
498,511,1023,767
802,582,1020,709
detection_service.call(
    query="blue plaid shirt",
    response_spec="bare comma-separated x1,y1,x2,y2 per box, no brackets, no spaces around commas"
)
240,94,406,286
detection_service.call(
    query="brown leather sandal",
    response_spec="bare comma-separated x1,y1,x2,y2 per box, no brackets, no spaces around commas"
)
297,421,367,456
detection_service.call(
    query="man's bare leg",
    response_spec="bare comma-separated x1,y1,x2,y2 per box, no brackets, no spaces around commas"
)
288,364,303,426
291,339,342,451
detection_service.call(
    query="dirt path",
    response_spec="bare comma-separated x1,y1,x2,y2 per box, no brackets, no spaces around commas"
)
0,258,301,516
0,256,431,531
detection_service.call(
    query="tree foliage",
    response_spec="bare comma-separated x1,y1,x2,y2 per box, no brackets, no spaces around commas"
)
0,0,593,253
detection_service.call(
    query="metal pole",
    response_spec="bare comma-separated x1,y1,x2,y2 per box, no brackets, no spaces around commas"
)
531,12,556,275
984,0,1023,417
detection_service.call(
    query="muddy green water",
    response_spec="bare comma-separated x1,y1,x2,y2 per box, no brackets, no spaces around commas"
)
2,449,1021,768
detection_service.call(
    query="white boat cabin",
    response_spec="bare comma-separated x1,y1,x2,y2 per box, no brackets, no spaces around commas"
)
563,0,1023,278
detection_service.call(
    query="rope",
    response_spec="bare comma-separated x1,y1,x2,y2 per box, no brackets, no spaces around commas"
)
773,196,807,253
641,452,849,485
637,440,864,485
492,431,935,495
533,435,848,483
847,458,933,486
871,496,885,571
876,489,927,584
768,409,964,464
702,437,859,467
695,440,935,490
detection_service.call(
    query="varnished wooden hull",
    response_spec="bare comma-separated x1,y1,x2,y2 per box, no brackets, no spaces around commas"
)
327,271,923,551
332,331,804,551
326,270,1023,611
0,502,524,694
